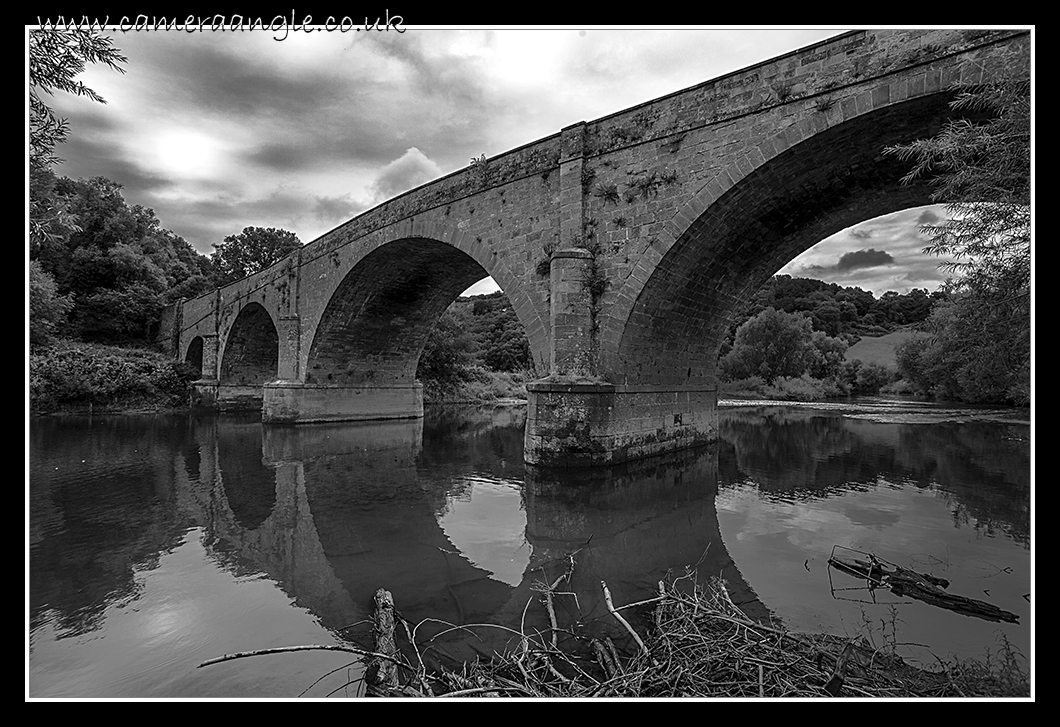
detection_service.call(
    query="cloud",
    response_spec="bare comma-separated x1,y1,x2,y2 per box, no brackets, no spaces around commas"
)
367,148,444,203
778,205,956,295
312,193,365,226
849,228,872,239
835,248,895,271
917,209,941,225
59,134,174,193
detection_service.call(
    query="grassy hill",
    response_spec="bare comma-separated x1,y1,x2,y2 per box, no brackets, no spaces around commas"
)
845,329,927,368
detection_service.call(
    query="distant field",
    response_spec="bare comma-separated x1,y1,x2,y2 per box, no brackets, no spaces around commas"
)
845,329,927,367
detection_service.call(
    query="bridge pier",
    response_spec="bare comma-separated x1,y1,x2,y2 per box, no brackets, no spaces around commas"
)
190,379,218,408
261,382,423,424
524,382,718,467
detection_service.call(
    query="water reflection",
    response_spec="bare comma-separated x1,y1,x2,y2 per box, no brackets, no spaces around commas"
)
28,402,1031,697
255,411,759,667
29,416,189,640
714,404,1030,667
719,407,1030,545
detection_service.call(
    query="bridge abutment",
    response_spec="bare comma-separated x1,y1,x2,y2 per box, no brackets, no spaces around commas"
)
262,382,423,424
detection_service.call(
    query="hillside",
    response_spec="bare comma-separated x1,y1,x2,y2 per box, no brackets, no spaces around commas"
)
845,329,927,367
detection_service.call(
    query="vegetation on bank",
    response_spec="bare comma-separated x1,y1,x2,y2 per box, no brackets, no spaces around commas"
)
29,339,200,413
415,291,533,403
200,573,1029,698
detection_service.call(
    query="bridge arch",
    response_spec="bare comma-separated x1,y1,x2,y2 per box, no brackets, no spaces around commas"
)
185,335,204,377
303,234,547,387
307,237,487,386
219,302,279,386
601,90,956,386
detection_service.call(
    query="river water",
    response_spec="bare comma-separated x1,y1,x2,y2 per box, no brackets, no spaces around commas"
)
27,399,1032,698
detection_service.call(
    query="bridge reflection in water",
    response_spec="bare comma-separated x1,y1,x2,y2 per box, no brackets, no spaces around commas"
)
29,404,1029,695
188,408,765,668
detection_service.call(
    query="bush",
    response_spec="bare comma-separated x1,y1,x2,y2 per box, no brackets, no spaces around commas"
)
854,362,896,394
880,378,920,396
762,374,845,401
29,340,200,412
719,374,843,401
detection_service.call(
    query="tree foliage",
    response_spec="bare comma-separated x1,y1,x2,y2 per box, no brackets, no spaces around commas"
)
720,308,847,384
212,227,303,283
29,261,73,348
885,81,1030,280
730,275,939,345
885,77,1031,405
29,28,127,170
416,307,480,392
415,290,534,392
29,172,217,346
467,293,531,372
29,28,127,250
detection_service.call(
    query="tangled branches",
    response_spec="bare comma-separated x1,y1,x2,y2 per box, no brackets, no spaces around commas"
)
199,568,1027,698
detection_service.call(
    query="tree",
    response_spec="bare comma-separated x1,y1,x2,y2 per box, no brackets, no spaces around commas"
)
30,29,127,252
29,261,73,347
212,227,303,283
807,330,848,380
885,76,1031,405
720,308,817,384
416,307,479,392
31,174,216,346
29,28,127,169
468,292,532,372
885,81,1030,280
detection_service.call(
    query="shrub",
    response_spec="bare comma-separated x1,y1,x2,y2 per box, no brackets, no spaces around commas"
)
854,362,896,394
762,374,844,401
29,340,199,412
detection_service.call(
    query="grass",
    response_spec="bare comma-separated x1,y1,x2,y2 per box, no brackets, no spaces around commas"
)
846,329,927,368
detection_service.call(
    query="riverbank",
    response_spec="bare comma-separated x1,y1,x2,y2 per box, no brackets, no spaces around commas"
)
28,339,200,415
207,575,1029,698
28,339,531,415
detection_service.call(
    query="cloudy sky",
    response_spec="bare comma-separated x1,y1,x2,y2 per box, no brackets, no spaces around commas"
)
40,24,960,296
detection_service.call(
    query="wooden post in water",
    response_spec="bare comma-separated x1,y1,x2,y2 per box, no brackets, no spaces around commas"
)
365,588,399,696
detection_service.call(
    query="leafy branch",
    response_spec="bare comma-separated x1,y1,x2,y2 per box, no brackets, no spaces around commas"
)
29,28,127,169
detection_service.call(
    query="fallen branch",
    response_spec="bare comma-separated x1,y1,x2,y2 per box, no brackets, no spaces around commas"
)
822,638,858,696
198,644,400,669
828,548,1019,624
601,580,656,666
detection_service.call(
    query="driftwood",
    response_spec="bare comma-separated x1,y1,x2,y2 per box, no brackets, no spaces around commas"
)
822,639,858,696
365,588,424,697
828,549,1019,625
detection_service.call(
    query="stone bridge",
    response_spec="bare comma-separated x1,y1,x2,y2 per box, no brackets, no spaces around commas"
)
164,29,1030,467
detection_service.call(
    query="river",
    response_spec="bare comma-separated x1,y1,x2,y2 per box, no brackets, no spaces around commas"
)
27,399,1032,698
